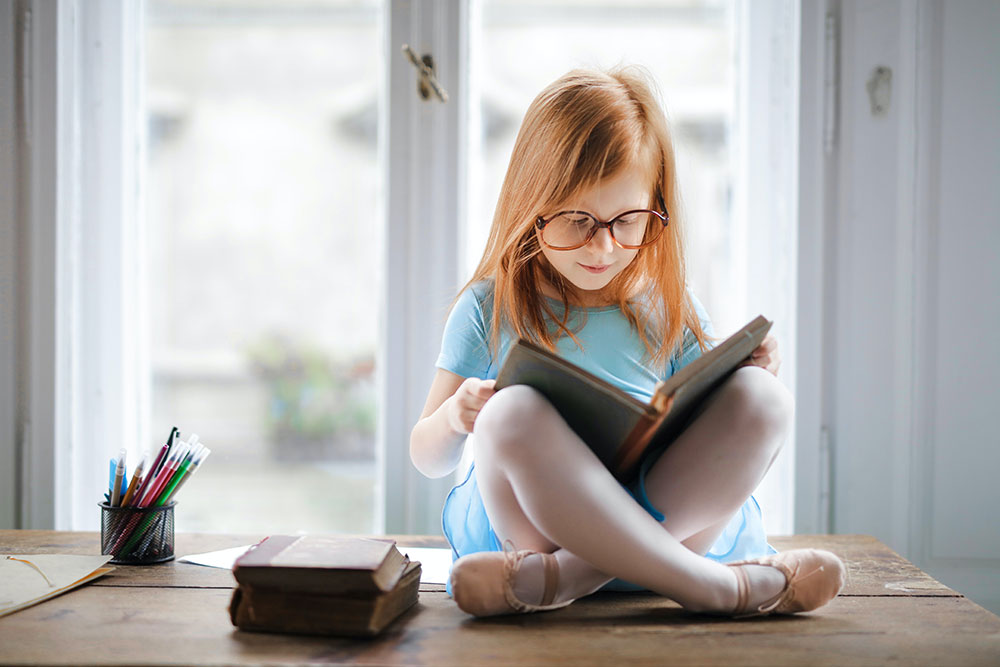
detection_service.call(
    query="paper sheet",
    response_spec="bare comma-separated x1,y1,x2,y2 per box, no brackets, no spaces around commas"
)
0,554,114,618
177,545,253,569
399,546,452,585
177,544,454,585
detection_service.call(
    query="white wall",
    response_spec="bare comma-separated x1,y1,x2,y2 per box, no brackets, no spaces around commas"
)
815,0,1000,615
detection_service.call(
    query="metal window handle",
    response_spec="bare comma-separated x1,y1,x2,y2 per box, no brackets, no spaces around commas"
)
401,44,448,103
866,66,892,117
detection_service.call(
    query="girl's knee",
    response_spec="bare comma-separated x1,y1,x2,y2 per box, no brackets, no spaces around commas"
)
724,366,794,441
474,385,553,457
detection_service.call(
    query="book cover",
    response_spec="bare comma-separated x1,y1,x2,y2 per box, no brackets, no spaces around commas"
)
494,315,772,481
229,560,422,638
233,535,410,595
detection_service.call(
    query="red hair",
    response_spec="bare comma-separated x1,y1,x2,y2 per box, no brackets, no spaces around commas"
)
461,66,708,369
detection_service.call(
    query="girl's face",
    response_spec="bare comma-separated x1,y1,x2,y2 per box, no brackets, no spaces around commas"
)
537,165,650,303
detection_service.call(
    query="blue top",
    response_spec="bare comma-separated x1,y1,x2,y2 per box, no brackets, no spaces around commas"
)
436,281,775,590
436,282,712,401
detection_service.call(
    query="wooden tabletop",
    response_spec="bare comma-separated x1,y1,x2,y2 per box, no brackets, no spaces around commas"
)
1,531,998,665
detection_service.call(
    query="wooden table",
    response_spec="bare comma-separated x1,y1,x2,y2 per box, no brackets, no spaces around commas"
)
1,531,998,665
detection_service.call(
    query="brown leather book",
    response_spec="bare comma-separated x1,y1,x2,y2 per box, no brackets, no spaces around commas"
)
495,315,772,482
233,535,410,596
229,560,421,637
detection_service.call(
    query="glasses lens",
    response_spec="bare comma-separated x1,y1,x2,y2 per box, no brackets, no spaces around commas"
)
613,211,660,247
542,213,595,249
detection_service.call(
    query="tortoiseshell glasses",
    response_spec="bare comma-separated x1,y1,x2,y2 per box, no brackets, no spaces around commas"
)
535,200,669,251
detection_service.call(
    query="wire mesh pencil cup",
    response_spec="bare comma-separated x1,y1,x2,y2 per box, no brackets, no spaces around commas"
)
100,501,176,564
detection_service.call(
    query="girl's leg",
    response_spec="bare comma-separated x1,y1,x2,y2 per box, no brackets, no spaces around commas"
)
472,366,793,610
642,366,793,552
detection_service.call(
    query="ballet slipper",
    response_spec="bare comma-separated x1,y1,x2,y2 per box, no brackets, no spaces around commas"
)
727,548,846,617
449,541,575,617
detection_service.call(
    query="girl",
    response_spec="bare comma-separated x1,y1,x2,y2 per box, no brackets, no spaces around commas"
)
410,67,844,618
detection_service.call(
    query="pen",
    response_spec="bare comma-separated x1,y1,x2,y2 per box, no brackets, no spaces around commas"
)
121,451,149,507
163,448,210,503
139,443,189,508
133,439,171,506
158,444,204,504
110,449,127,507
152,427,179,479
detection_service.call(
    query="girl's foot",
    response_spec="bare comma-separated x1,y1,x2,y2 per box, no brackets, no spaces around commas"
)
727,548,846,617
450,541,576,617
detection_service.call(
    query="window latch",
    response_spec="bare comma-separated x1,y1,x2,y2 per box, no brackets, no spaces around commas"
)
401,44,448,103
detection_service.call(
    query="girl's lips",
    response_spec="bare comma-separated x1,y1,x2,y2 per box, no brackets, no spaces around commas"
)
580,263,610,274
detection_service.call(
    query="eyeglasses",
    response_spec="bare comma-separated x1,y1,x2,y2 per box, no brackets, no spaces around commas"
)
534,205,669,251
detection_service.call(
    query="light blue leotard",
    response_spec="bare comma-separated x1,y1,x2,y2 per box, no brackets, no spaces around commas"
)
437,282,776,591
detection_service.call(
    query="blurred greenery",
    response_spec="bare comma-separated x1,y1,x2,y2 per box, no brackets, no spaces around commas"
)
246,334,375,458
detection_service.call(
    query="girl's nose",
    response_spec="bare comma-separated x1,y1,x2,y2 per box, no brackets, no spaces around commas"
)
588,227,615,253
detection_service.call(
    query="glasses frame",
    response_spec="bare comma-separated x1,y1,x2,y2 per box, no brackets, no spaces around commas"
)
534,194,670,251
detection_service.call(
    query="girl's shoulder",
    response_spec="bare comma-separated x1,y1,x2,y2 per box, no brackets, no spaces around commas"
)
455,279,494,312
449,280,496,329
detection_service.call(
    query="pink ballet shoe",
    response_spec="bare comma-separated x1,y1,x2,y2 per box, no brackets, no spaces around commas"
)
728,548,846,617
449,541,575,617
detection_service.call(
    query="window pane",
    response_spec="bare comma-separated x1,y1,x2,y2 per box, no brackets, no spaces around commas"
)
470,0,741,332
144,0,381,534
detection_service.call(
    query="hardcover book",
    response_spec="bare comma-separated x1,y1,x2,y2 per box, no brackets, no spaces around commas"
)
229,560,421,638
233,535,410,596
494,314,773,481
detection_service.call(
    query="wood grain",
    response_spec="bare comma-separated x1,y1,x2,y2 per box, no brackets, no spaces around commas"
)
1,531,996,666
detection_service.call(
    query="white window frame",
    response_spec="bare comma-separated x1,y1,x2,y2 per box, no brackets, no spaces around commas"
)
734,0,800,535
380,0,470,534
4,0,145,530
6,0,812,537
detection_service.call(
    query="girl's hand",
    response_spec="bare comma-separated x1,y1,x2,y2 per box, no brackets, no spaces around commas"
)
447,378,497,435
742,333,781,377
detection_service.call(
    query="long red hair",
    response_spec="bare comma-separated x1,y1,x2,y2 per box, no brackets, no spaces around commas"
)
462,66,708,369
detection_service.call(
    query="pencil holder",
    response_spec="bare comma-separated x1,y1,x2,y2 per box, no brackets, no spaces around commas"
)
100,501,176,564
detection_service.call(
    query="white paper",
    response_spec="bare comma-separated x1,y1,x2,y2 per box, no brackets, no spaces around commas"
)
399,546,452,585
177,545,252,569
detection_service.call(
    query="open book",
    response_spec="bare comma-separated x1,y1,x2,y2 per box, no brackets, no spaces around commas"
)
494,315,772,482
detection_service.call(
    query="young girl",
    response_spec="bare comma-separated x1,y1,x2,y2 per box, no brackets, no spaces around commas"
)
410,67,844,618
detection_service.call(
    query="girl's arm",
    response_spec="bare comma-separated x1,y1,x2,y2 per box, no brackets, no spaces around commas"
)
410,369,496,479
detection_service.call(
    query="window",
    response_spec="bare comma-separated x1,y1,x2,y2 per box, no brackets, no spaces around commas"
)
19,0,796,535
469,1,742,331
144,0,382,533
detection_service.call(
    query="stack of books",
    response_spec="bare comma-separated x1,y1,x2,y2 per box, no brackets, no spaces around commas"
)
229,535,421,638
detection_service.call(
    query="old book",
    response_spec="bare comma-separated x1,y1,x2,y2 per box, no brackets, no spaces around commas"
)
233,535,410,596
495,314,772,482
229,560,421,638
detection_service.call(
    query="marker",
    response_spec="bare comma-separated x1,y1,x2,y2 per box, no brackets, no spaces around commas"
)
139,443,189,507
163,448,210,503
151,427,180,479
133,440,171,506
110,449,127,507
121,451,149,507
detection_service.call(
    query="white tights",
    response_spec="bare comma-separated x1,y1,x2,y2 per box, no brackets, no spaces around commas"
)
471,365,794,613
